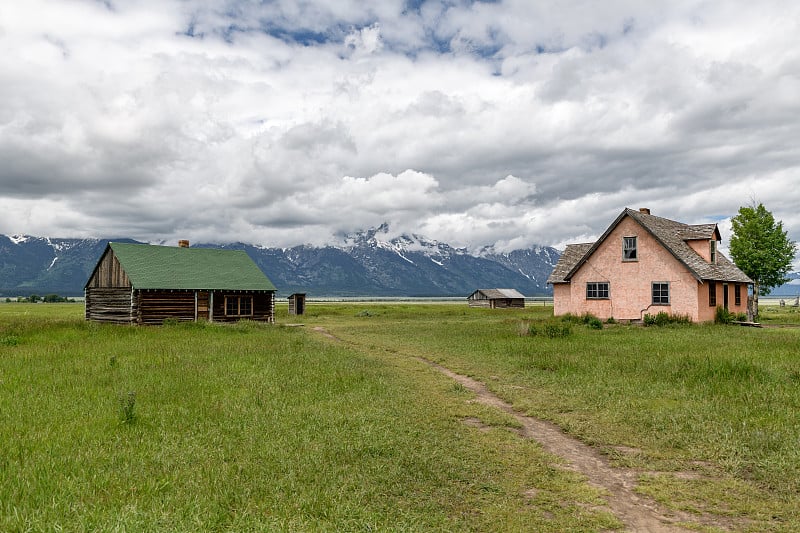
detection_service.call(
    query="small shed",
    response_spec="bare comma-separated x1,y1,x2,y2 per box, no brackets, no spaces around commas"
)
467,288,526,309
288,293,306,315
85,242,277,325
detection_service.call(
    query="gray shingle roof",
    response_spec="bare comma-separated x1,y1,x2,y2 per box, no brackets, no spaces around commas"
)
547,208,752,284
469,288,526,299
546,243,593,284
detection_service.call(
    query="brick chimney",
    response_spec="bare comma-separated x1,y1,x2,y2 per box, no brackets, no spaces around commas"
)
178,240,190,248
639,208,651,215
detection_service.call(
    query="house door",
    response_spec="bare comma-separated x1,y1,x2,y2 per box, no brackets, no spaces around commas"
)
722,284,729,310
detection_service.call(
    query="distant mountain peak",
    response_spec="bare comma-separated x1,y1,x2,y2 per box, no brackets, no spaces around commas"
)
9,234,31,245
1,231,562,297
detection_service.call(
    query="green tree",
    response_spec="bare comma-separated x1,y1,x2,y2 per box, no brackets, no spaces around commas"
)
729,203,797,319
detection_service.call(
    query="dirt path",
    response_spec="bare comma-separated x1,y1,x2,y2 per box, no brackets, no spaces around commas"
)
312,326,730,532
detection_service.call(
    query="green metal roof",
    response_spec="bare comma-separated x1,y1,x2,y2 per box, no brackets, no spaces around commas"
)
108,242,277,291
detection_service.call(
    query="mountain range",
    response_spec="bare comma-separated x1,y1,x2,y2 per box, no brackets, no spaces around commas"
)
0,226,561,297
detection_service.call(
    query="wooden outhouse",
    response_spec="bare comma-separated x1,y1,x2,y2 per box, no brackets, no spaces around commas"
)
467,289,526,309
84,242,277,325
288,293,306,315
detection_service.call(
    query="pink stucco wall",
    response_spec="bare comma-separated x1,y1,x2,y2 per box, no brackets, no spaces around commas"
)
553,284,571,316
696,280,749,321
687,239,712,262
557,217,701,321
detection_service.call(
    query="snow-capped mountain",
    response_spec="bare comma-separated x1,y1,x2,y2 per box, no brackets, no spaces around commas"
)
0,227,561,297
0,235,137,296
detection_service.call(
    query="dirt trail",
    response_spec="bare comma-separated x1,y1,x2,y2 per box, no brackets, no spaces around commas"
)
312,326,729,532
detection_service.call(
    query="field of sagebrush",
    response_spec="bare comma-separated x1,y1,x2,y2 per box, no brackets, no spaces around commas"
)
2,302,799,531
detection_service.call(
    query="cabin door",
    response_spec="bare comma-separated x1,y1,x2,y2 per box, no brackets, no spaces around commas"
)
197,292,210,320
722,284,729,310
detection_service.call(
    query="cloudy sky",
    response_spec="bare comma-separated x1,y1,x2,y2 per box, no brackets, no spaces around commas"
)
1,1,798,264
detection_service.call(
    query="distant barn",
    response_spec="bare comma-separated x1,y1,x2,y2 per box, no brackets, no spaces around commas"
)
467,288,526,309
85,241,277,325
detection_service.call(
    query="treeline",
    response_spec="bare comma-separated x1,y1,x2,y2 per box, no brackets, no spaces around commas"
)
4,294,77,303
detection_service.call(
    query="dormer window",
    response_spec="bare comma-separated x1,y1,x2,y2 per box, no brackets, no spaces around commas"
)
623,236,637,261
710,240,717,263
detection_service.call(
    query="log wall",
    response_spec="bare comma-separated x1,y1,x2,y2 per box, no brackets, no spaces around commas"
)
210,291,275,323
85,288,135,323
137,291,196,325
86,287,276,325
468,298,525,309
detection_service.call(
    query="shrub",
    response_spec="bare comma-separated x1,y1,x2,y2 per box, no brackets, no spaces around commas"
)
119,391,137,424
0,335,20,346
643,311,691,327
557,312,603,330
586,316,603,330
560,313,578,324
606,316,616,324
715,306,735,324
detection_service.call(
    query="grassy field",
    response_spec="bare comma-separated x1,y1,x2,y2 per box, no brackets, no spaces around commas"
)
1,303,799,531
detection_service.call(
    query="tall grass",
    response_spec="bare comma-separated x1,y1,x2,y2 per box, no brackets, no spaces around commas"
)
311,303,800,530
0,304,617,531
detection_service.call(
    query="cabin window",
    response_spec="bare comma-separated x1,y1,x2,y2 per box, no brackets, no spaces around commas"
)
710,240,717,263
586,282,609,299
652,282,670,305
623,236,637,261
225,296,253,316
734,284,742,306
708,281,717,306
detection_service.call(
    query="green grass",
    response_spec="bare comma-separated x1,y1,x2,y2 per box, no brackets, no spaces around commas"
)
3,302,800,531
306,303,800,531
0,304,617,532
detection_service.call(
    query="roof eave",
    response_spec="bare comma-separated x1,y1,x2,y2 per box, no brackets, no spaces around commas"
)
563,209,629,281
564,208,707,283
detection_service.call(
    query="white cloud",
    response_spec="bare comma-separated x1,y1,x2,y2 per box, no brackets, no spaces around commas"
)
0,0,798,268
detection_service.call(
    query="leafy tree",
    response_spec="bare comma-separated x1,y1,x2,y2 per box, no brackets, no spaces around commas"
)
729,203,797,319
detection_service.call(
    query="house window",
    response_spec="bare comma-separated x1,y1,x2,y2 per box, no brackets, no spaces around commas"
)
586,282,609,299
708,281,716,307
225,296,253,316
710,240,717,263
735,284,742,306
652,282,670,305
623,236,637,261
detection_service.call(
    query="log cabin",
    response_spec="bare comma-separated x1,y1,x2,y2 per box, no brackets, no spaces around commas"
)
85,241,277,325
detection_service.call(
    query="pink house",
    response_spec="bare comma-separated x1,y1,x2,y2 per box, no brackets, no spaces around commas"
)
547,208,753,322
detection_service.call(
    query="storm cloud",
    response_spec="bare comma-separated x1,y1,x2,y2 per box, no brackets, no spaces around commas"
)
0,0,798,265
